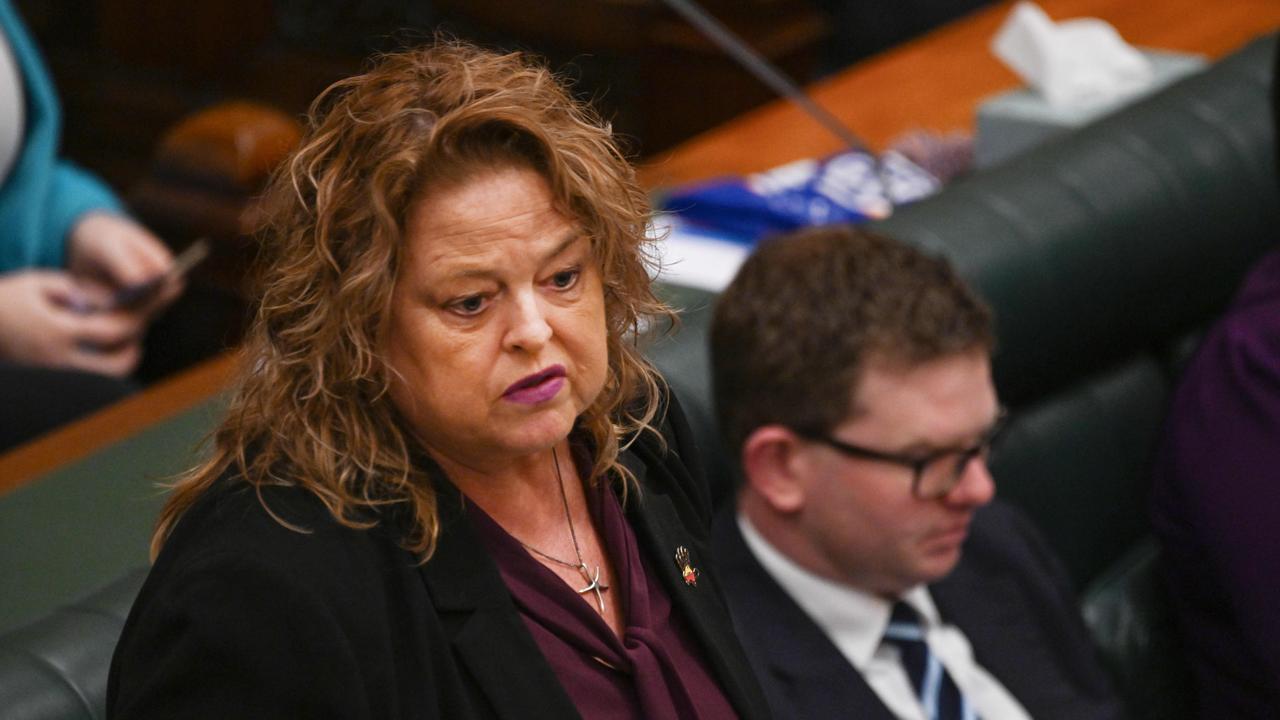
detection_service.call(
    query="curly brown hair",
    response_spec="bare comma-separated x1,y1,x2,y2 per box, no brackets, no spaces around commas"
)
711,225,993,459
152,40,675,560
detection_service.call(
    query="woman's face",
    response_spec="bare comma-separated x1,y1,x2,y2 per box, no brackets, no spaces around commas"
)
385,165,609,473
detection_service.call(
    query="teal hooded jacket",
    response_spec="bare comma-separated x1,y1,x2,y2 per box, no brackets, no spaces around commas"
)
0,0,123,273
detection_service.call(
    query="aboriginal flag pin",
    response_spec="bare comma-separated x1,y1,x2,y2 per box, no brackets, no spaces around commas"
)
674,546,699,587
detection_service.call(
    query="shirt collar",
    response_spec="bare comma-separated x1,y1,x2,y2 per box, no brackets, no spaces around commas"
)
900,585,942,627
737,515,947,668
738,514,899,668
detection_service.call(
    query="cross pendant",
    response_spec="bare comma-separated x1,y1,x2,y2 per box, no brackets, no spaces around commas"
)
575,562,608,613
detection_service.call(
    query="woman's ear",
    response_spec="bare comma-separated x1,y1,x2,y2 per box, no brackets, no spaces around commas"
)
740,425,809,514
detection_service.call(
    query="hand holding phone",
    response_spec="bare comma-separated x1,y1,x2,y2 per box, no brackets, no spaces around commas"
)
66,238,209,314
109,238,209,310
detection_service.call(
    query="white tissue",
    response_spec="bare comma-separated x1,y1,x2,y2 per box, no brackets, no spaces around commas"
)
992,1,1153,109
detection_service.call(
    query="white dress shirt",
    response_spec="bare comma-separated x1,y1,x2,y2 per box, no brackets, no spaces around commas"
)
739,515,1032,720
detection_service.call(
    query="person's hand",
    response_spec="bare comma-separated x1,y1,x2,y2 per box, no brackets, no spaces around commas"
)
0,270,144,376
67,212,182,317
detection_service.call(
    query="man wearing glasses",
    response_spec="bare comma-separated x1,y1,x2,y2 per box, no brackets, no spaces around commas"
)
708,226,1122,720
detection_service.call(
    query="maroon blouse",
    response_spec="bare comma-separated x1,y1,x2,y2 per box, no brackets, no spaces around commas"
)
466,476,738,719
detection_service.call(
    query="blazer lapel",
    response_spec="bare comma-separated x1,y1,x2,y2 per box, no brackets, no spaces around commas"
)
714,513,894,720
754,600,892,720
417,477,581,720
622,450,774,720
931,555,1058,716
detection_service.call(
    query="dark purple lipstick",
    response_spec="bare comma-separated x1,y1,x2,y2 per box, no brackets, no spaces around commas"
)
502,364,567,405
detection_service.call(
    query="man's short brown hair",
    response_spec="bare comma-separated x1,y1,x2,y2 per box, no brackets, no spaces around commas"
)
711,225,994,456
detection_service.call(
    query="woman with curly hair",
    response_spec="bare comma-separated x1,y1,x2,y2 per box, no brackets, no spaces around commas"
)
107,41,769,719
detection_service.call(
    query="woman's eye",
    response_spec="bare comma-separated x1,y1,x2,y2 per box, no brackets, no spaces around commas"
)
551,268,580,290
448,295,487,316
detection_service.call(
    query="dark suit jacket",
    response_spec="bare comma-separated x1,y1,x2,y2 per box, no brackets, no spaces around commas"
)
712,500,1125,720
108,398,770,719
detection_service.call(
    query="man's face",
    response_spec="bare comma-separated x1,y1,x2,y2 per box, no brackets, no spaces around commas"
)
792,349,999,597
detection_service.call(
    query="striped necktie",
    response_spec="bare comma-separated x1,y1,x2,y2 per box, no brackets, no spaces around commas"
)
881,601,975,720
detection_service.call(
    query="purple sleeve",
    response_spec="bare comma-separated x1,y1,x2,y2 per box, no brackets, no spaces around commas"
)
1153,249,1280,685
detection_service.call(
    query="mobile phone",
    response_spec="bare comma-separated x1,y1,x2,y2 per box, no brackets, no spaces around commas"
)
108,238,210,310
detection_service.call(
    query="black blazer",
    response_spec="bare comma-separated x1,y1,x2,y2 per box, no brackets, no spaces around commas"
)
712,500,1126,720
108,398,771,719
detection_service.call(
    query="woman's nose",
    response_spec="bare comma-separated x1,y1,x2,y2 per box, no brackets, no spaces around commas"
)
503,291,553,352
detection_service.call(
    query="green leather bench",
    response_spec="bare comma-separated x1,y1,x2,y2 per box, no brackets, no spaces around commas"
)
2,32,1276,720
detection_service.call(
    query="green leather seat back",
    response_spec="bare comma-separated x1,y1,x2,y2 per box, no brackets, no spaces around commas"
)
874,34,1279,407
0,569,146,720
1081,538,1196,720
986,357,1168,588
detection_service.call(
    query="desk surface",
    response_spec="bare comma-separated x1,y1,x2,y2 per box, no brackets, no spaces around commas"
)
4,0,1279,490
0,352,236,494
637,0,1280,189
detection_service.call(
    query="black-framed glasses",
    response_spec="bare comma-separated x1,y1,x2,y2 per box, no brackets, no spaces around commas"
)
794,408,1009,500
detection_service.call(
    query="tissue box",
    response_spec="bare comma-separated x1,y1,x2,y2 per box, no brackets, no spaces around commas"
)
975,50,1206,169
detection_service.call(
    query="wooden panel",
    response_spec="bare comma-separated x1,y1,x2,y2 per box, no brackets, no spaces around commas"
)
0,353,238,495
638,0,1280,189
97,0,274,77
435,0,828,153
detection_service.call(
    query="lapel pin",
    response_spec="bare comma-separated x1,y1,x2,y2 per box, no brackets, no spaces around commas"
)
674,546,699,587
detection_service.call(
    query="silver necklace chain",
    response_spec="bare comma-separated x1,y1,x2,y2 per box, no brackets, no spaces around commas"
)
518,447,609,613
